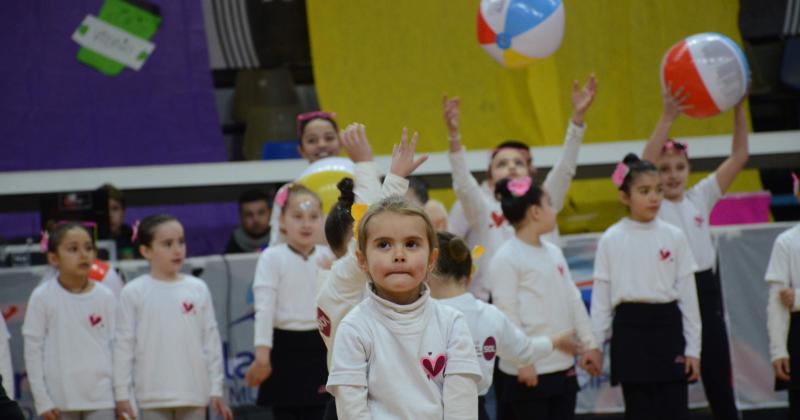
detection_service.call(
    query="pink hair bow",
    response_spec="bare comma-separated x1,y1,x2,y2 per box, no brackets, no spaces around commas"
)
40,230,49,252
296,111,337,137
793,172,799,197
611,162,630,187
508,177,532,197
663,139,689,156
275,185,290,208
131,220,141,242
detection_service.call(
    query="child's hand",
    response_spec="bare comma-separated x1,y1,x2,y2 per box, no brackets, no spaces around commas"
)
442,95,461,151
211,396,234,420
245,348,272,386
780,288,796,309
662,82,692,122
517,364,538,387
685,356,701,382
341,123,374,163
116,401,136,420
774,357,791,382
550,329,582,355
42,409,61,420
389,128,428,178
571,74,598,126
580,348,603,376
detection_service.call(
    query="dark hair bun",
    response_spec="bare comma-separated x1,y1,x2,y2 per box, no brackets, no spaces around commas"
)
623,153,641,165
447,237,470,263
337,177,355,205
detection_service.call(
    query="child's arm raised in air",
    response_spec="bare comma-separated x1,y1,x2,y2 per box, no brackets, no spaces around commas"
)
543,74,597,214
342,123,382,204
443,95,491,231
713,97,749,193
642,83,692,162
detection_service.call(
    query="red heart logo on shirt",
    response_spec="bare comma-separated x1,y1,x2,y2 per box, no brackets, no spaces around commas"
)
490,211,505,228
317,307,331,337
557,265,565,276
694,215,704,227
182,301,194,313
659,249,672,261
89,314,102,327
420,353,447,379
2,305,19,321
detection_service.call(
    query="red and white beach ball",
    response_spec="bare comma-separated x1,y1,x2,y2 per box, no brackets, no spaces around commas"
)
477,0,565,68
660,33,749,118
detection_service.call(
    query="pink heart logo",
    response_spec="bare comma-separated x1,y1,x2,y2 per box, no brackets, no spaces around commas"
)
659,249,672,261
490,212,505,228
694,215,704,227
557,265,565,276
420,353,447,379
89,314,102,327
182,301,194,313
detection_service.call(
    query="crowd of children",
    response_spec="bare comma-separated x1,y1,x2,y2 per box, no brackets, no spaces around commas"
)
3,82,800,420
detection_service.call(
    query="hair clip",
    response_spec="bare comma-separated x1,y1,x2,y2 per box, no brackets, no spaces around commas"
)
131,220,141,242
296,111,337,137
507,177,532,197
40,230,49,252
611,162,630,187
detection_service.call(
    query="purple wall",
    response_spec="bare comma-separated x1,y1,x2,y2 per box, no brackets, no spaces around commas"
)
0,0,225,171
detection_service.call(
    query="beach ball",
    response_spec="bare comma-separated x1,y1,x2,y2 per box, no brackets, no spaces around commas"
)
297,157,354,213
661,33,749,118
477,0,565,68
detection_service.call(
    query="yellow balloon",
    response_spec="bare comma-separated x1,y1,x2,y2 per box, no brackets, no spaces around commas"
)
297,170,352,214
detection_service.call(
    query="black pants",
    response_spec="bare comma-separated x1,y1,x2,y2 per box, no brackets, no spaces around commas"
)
272,405,326,420
695,269,740,419
478,396,490,420
496,368,578,420
323,398,337,420
621,381,688,420
0,376,23,420
509,390,576,419
790,388,800,420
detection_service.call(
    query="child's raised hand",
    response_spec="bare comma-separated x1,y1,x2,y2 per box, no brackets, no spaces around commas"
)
442,95,461,143
774,357,791,382
341,123,374,163
571,74,598,126
42,409,61,420
780,288,796,309
580,348,603,376
115,401,136,420
211,396,234,420
550,329,582,355
662,82,692,122
685,356,701,382
390,128,428,178
517,364,539,387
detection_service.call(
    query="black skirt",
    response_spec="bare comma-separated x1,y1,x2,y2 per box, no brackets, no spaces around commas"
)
776,312,800,391
257,329,331,407
497,367,579,402
611,302,687,385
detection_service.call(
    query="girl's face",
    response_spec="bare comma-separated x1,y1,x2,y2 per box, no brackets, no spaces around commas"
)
357,212,438,305
657,151,690,200
489,149,532,186
620,172,664,222
48,228,95,279
299,119,341,163
140,221,186,278
280,193,323,250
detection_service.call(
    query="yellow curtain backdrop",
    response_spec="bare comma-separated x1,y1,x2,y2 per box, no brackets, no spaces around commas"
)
307,0,763,233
